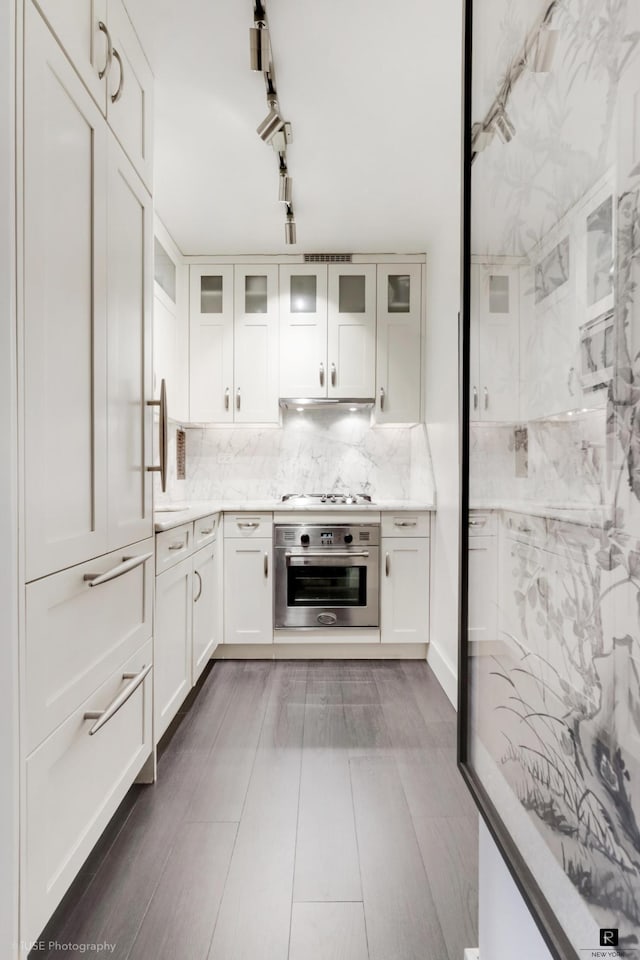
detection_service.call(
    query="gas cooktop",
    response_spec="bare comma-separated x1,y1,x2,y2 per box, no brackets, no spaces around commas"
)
281,492,374,505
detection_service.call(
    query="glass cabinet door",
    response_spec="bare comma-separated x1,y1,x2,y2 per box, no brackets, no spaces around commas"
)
189,265,234,422
327,263,376,398
279,264,328,398
375,263,422,423
234,265,279,423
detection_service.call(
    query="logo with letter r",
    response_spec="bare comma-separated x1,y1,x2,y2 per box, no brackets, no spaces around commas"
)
600,929,618,946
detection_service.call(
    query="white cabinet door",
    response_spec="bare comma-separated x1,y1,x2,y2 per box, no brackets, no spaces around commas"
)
234,265,279,422
190,265,234,422
376,264,422,423
24,4,109,581
192,541,220,683
154,557,193,739
105,0,153,191
107,138,153,550
328,264,376,398
380,537,430,643
467,534,498,652
32,0,108,111
224,538,273,644
475,264,520,421
279,264,328,397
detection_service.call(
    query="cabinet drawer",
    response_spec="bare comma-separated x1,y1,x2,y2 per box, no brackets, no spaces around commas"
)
381,513,430,538
25,539,153,753
156,521,192,572
223,513,273,538
468,511,497,537
24,639,152,945
194,513,219,550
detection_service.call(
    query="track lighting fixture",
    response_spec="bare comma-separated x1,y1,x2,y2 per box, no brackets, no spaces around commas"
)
257,99,285,143
471,122,494,154
529,25,559,72
279,172,292,203
285,205,296,245
494,108,516,144
250,21,271,72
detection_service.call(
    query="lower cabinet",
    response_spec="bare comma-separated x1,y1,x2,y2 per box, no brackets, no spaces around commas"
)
224,537,273,644
380,537,430,643
23,639,153,946
154,514,220,739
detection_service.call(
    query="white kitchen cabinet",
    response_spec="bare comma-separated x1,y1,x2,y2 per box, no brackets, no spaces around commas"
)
107,137,153,550
467,522,498,654
23,4,109,581
31,0,108,109
376,264,422,422
153,219,189,423
23,639,152,948
380,537,430,643
470,262,520,421
192,540,220,683
190,265,278,423
279,263,377,399
233,265,279,422
224,537,273,644
154,556,193,740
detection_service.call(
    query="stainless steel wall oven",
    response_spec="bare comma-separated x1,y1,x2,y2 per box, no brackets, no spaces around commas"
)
274,523,380,628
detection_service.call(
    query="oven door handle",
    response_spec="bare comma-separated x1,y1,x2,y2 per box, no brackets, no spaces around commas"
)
285,551,370,561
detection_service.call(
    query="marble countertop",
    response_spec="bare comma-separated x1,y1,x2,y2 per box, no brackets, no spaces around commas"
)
470,498,614,526
154,499,437,532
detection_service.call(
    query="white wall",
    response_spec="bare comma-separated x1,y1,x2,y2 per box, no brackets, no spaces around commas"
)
0,0,19,957
479,822,553,960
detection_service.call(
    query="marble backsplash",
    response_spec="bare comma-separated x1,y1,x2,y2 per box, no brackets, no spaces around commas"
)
156,410,436,504
470,406,606,505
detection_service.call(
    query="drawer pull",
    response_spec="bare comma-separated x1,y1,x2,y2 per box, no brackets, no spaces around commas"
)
83,552,152,587
238,521,259,529
84,663,152,736
168,541,185,551
394,520,417,527
200,526,215,536
468,519,486,527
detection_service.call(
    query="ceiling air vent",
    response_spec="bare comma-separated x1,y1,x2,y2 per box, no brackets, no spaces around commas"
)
304,253,353,263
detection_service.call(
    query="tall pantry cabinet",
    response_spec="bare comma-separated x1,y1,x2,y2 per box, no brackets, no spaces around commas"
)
20,1,155,950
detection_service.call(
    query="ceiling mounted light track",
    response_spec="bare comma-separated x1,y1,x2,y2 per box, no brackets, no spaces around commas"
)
471,0,560,162
250,0,298,244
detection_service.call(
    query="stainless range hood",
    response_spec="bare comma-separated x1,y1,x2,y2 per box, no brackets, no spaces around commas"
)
279,397,375,411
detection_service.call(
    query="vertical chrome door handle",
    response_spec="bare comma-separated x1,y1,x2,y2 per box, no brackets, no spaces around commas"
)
319,362,325,387
224,387,230,411
146,378,168,493
473,386,478,410
193,570,203,602
110,48,124,103
380,386,385,411
98,21,113,79
385,553,390,577
331,362,337,387
236,388,241,411
483,386,489,410
264,552,269,578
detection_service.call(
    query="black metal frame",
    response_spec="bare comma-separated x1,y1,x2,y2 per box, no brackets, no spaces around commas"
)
457,2,579,957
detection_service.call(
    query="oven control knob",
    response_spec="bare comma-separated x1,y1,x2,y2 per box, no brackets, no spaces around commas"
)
300,534,310,546
344,533,353,544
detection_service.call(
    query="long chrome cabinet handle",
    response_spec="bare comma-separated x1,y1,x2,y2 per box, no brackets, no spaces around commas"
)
225,387,230,411
146,378,168,493
285,551,370,560
84,663,152,736
473,386,478,410
380,386,385,411
385,553,390,577
83,551,153,587
394,520,417,527
236,388,241,411
98,21,113,79
331,362,336,386
319,362,325,387
264,553,269,577
484,386,489,410
193,569,203,602
111,48,124,103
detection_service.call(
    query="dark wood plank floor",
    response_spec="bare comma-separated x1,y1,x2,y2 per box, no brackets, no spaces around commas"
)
33,660,478,960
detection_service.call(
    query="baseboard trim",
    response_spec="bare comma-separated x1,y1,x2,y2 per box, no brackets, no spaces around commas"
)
427,641,457,707
213,642,428,660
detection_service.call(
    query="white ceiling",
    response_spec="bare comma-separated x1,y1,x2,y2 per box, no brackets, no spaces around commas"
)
125,0,463,256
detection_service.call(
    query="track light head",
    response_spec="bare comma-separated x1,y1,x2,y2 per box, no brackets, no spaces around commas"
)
471,121,494,153
279,173,292,203
257,106,285,143
494,108,516,143
285,205,296,245
529,26,559,72
250,22,271,72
